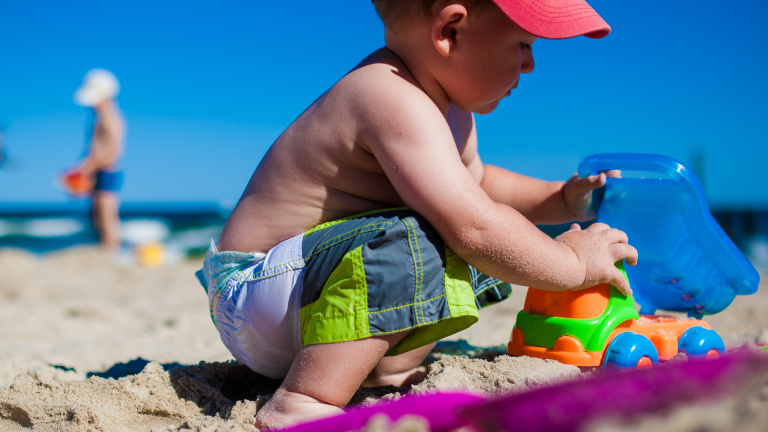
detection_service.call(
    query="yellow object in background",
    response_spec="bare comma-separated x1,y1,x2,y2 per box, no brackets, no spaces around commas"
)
136,242,165,268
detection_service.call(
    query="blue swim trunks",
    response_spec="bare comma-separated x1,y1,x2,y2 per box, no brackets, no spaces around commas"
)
94,170,123,192
197,208,512,379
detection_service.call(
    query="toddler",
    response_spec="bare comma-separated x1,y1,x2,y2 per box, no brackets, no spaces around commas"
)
196,0,636,428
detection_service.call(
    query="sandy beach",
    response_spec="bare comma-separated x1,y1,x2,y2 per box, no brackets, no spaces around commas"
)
1,247,766,431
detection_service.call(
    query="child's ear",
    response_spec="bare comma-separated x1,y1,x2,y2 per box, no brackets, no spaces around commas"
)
431,4,468,57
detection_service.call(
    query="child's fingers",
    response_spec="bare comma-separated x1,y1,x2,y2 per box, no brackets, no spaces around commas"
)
602,228,629,244
580,173,606,191
609,268,633,296
585,222,610,233
592,173,607,184
601,170,621,179
568,173,605,195
611,243,639,266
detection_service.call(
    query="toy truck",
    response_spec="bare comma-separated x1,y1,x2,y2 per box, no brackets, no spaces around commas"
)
508,154,760,369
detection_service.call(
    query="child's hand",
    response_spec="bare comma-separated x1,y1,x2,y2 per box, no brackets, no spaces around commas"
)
61,169,94,196
555,222,638,296
562,170,620,222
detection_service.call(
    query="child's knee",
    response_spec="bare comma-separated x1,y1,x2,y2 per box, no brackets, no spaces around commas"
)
375,341,435,374
363,341,434,388
280,334,412,407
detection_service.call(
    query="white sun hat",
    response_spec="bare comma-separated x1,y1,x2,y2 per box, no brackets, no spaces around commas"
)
73,69,120,107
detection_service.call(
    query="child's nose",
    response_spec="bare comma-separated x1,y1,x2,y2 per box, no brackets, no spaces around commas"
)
521,48,535,74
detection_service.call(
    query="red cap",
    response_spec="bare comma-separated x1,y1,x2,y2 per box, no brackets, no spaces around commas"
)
492,0,610,39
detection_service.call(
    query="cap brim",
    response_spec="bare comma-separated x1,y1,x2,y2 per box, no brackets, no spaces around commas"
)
73,86,107,107
494,0,610,40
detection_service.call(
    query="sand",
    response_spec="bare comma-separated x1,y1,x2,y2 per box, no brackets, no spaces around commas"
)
1,247,766,431
0,355,581,432
412,355,582,397
0,247,232,386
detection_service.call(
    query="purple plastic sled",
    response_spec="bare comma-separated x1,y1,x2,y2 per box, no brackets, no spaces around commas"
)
276,353,767,432
275,392,485,432
461,353,768,432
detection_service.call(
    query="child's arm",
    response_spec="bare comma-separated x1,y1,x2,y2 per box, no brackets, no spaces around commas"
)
79,140,118,175
458,117,616,225
480,165,619,225
355,76,636,295
78,114,122,175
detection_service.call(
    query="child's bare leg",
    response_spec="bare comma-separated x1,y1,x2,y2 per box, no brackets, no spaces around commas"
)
255,331,409,430
362,342,436,388
93,191,121,250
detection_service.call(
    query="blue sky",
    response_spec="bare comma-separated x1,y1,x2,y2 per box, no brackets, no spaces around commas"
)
1,0,767,209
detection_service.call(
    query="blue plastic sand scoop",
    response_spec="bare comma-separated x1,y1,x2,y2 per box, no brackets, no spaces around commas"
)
578,153,759,318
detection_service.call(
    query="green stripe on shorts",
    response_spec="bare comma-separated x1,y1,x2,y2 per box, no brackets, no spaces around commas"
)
299,209,511,355
300,245,371,344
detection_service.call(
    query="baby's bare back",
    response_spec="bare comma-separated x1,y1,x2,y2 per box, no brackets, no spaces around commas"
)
217,50,466,253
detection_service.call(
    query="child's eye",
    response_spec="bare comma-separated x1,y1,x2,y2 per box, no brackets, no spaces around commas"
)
520,42,531,51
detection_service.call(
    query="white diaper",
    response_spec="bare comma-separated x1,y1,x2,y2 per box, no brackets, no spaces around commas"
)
197,235,306,379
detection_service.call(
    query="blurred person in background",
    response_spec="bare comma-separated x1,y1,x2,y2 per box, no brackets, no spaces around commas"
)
67,69,125,250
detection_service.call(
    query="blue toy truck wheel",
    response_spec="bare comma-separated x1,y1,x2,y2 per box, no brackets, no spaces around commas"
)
603,332,660,370
678,326,725,360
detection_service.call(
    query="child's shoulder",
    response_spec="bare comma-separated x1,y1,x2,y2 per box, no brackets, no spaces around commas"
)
326,48,459,148
336,50,442,117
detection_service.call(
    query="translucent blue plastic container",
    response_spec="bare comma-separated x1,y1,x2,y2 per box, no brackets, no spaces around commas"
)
578,153,760,318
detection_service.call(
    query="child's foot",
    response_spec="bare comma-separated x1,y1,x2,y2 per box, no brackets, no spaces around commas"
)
255,389,343,430
255,333,413,430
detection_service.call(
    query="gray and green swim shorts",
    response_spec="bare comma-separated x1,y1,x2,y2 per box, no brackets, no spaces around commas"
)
197,208,512,379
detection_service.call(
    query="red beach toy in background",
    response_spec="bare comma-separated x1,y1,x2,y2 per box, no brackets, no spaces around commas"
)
60,170,94,197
